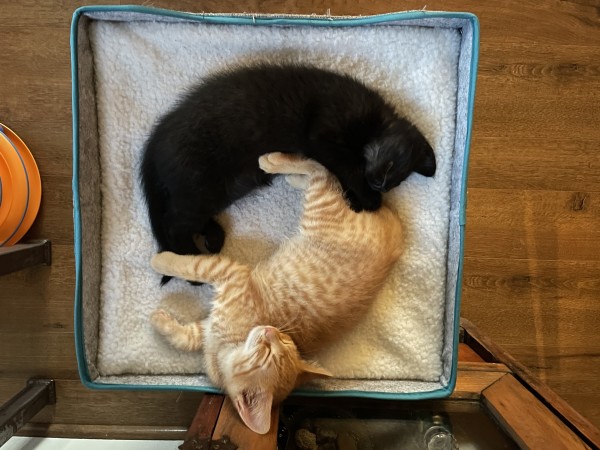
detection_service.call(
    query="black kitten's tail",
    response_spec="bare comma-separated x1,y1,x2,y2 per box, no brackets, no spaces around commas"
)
160,275,173,286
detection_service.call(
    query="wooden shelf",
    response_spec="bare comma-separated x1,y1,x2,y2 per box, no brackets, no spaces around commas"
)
0,240,51,276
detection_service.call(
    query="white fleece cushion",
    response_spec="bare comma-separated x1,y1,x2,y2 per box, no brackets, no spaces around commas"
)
89,21,460,381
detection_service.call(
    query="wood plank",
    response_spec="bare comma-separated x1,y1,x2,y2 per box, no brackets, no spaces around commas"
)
1,244,78,306
485,343,600,444
499,344,600,396
462,258,600,305
0,78,71,125
452,368,508,400
459,343,485,363
458,361,509,373
465,189,600,261
463,319,600,448
0,335,78,380
24,176,75,246
473,96,600,140
461,254,600,424
180,394,224,450
1,1,598,47
482,374,591,450
0,244,81,378
212,397,279,449
462,257,600,346
0,123,73,178
478,42,600,80
558,394,600,434
468,137,600,192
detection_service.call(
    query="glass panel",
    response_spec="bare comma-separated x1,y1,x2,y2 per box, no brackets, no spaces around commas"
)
278,403,517,450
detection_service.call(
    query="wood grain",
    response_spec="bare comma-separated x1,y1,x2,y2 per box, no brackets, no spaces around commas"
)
465,189,599,261
458,343,485,363
451,367,508,400
467,137,600,191
483,375,591,450
181,394,224,448
0,0,598,434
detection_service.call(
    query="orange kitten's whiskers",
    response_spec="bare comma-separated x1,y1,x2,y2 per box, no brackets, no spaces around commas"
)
276,313,302,336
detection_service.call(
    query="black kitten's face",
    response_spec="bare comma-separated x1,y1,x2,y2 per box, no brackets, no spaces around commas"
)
364,122,436,192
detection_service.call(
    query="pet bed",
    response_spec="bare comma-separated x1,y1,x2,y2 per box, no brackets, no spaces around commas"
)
72,5,479,399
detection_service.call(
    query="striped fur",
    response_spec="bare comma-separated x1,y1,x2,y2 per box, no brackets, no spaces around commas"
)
150,152,403,433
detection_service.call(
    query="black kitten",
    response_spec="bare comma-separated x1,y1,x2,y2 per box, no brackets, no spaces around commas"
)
140,64,435,284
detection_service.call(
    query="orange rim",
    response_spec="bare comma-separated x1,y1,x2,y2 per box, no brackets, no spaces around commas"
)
0,151,13,230
0,124,42,246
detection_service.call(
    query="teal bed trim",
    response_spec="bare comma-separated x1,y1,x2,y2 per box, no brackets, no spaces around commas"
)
71,5,479,400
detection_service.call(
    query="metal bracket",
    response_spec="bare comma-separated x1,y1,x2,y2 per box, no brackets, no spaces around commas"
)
0,378,55,447
0,240,52,276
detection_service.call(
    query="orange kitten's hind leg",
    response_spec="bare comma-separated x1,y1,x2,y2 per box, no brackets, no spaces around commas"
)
150,309,204,352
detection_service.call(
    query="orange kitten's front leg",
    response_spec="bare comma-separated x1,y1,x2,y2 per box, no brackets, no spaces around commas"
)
151,252,248,286
258,152,324,177
150,309,204,351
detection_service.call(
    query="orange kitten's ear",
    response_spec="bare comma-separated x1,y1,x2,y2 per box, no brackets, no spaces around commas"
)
295,361,334,387
233,391,273,435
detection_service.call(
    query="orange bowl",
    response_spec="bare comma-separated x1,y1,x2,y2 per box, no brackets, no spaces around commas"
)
0,124,42,246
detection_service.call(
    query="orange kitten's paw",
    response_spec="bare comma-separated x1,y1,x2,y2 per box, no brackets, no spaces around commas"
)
258,152,286,173
259,152,306,173
151,252,178,275
150,309,177,335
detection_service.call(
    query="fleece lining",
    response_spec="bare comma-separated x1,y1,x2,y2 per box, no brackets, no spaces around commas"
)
87,20,461,382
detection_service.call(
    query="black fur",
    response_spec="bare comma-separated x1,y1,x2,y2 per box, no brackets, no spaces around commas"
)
140,64,435,284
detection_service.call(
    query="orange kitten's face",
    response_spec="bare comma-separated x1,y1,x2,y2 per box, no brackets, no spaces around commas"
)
225,326,331,434
228,325,302,407
238,326,301,399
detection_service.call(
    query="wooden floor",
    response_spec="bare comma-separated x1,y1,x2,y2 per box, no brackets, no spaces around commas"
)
1,0,599,433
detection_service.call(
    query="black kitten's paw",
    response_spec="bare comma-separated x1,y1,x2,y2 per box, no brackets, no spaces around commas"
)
345,191,364,212
346,189,382,212
361,190,383,212
196,218,225,254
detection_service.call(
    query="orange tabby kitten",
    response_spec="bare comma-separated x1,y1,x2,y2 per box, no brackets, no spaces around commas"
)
150,152,403,434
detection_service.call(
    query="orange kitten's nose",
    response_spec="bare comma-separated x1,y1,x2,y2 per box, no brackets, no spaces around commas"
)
263,326,278,341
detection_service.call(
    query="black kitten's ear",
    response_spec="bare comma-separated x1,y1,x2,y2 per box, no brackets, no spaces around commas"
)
413,132,436,177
